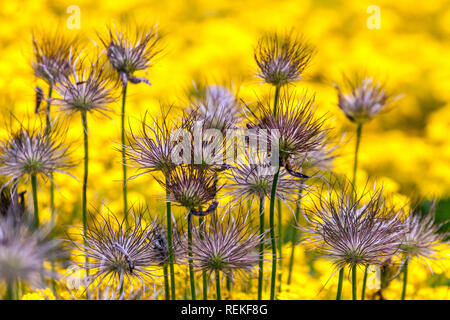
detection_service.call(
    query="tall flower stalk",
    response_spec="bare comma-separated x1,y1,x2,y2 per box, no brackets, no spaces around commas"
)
124,110,180,299
304,181,406,300
335,73,399,299
52,57,116,238
99,24,162,226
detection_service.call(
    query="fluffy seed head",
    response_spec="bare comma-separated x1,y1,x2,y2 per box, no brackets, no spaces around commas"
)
246,92,325,168
157,166,217,210
99,25,162,87
52,57,116,116
225,149,306,204
185,212,262,280
0,122,74,189
255,31,314,86
188,84,241,132
125,110,178,177
400,202,450,264
31,31,79,86
70,208,162,298
0,194,61,287
335,75,398,124
304,181,406,270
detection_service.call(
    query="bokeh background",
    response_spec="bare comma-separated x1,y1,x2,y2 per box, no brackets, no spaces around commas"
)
1,0,449,299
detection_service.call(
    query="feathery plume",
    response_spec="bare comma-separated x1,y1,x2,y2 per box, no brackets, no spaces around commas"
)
99,24,162,87
255,30,314,87
334,74,400,124
0,121,74,189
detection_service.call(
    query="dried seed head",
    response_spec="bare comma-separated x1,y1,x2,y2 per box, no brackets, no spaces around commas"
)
246,92,325,169
188,83,241,133
0,196,61,287
185,212,262,280
70,208,162,298
99,24,162,87
52,57,116,117
225,149,306,204
334,75,399,124
157,166,217,211
0,121,74,189
125,109,178,177
31,31,80,86
400,201,450,264
304,181,406,270
255,31,314,86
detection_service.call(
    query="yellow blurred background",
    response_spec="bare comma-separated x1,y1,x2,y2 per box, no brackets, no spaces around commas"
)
0,0,449,299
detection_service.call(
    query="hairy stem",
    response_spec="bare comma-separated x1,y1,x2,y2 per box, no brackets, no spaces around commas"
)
336,268,344,300
352,123,363,186
165,174,176,300
216,270,221,300
273,85,281,117
352,265,357,300
81,111,88,238
31,174,39,228
187,211,196,300
361,265,368,300
269,165,280,300
401,259,408,300
163,264,170,300
258,196,265,300
199,216,208,300
277,199,282,292
121,84,129,227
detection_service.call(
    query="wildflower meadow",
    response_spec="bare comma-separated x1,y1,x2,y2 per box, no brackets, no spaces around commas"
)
0,0,449,303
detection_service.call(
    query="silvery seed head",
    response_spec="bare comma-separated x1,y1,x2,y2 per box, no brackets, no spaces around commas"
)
99,24,162,87
0,197,61,287
400,201,450,265
157,166,217,211
246,92,325,170
334,74,399,124
31,31,79,86
0,122,74,189
225,149,306,205
70,208,162,298
125,109,178,177
304,181,406,270
184,212,262,280
188,83,241,133
52,57,116,117
255,30,314,87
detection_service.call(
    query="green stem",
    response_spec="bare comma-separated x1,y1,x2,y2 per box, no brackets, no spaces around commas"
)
187,211,196,300
352,265,357,300
258,196,265,300
401,259,408,300
81,111,88,237
226,275,231,293
336,268,344,300
165,174,176,300
288,191,302,284
273,85,281,117
352,123,363,186
163,264,170,300
5,281,14,300
31,174,39,228
199,216,208,300
121,84,128,227
277,199,282,292
269,165,280,300
361,265,368,300
216,270,221,300
45,86,53,134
